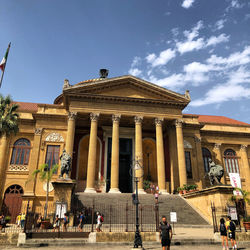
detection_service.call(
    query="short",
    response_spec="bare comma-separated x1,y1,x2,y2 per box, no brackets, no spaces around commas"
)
161,238,171,247
79,223,84,229
228,232,235,240
96,223,102,229
220,231,227,236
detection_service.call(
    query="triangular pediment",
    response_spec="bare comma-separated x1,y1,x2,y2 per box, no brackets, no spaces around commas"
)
62,75,190,105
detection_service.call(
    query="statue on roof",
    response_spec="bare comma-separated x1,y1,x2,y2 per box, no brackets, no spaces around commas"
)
208,159,224,186
63,79,70,89
59,149,71,179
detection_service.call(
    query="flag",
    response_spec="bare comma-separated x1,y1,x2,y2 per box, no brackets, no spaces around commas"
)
0,43,11,72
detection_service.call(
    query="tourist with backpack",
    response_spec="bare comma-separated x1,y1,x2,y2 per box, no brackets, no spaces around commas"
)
220,218,229,250
63,213,69,232
78,211,85,232
96,212,103,232
159,215,172,250
225,216,237,250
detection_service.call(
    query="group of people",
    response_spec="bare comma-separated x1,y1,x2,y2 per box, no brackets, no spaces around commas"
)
53,213,69,232
150,184,160,204
16,213,26,229
77,211,103,232
220,216,238,250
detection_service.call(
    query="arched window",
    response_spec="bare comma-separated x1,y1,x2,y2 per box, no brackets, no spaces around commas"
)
224,149,239,173
5,184,24,194
10,138,31,165
202,148,212,173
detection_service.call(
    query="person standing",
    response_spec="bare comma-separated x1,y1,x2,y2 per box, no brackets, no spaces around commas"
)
220,218,229,250
159,215,172,250
53,215,60,232
78,211,85,232
20,213,26,229
154,190,159,204
16,213,21,228
96,212,103,232
225,216,237,250
63,213,69,232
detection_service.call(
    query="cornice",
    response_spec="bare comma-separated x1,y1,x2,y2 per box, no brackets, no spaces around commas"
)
200,130,250,137
32,113,67,121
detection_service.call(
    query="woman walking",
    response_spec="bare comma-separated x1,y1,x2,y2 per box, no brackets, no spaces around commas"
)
220,218,229,250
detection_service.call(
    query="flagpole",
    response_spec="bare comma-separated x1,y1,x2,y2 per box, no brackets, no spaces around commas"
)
0,42,11,88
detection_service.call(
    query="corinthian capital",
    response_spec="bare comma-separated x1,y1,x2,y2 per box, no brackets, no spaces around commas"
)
68,111,77,121
90,113,99,122
240,144,248,151
112,114,121,123
214,143,221,150
134,116,143,124
155,118,164,126
175,119,183,128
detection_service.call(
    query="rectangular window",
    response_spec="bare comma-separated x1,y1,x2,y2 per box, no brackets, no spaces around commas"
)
45,145,60,171
185,151,193,179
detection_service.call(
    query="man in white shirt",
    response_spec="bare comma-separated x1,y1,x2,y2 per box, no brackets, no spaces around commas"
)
96,212,102,232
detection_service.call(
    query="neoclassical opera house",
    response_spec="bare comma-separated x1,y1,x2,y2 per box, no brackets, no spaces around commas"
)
0,71,250,218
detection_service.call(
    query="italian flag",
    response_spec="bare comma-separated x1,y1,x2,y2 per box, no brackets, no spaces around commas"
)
0,43,11,72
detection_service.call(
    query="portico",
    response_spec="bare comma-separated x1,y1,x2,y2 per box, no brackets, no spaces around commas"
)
58,75,191,193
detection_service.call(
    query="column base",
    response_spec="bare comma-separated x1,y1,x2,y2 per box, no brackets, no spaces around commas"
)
138,189,146,194
84,188,96,193
159,189,169,195
109,188,121,194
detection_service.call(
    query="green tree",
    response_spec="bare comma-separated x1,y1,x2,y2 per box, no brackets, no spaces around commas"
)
0,94,19,137
31,164,58,219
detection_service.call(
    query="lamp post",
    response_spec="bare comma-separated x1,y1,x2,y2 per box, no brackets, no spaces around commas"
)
130,158,144,248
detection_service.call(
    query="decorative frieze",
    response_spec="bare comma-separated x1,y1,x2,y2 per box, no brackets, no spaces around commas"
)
155,118,164,126
134,116,143,124
35,128,43,135
68,111,77,120
90,113,99,122
112,114,121,123
45,132,64,142
9,165,28,171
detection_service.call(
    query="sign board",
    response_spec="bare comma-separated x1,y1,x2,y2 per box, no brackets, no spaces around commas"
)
170,212,177,223
228,206,238,221
229,173,242,196
55,202,67,218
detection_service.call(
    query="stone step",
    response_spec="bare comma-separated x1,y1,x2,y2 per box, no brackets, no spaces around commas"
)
74,193,209,226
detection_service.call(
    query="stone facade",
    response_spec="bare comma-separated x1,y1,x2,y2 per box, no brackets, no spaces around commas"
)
0,75,249,216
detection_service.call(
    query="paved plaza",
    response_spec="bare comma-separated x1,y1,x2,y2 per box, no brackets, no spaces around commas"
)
2,244,250,250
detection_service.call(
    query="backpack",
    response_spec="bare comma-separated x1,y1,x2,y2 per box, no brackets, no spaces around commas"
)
220,223,226,233
229,221,236,232
100,216,104,223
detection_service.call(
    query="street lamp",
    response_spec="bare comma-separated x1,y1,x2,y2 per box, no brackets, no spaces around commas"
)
130,157,144,248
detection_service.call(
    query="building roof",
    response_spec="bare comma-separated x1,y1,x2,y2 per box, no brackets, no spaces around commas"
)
14,102,39,112
185,114,249,126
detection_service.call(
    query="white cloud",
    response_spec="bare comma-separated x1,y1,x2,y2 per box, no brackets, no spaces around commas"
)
131,56,141,68
206,34,230,47
128,68,142,77
207,46,250,68
145,48,176,67
214,19,226,30
190,67,250,106
171,28,179,37
231,0,243,8
182,0,195,9
183,20,203,41
177,38,205,54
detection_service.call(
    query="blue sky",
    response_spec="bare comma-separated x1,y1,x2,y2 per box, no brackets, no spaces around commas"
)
0,0,250,123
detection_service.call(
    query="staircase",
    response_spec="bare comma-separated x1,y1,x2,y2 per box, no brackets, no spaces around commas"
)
75,193,209,226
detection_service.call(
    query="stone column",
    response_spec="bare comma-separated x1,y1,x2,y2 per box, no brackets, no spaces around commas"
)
240,145,250,188
155,118,168,194
109,114,121,193
175,119,187,187
213,143,226,184
85,113,99,193
65,112,77,156
0,135,9,202
194,136,205,189
134,116,145,194
25,128,43,195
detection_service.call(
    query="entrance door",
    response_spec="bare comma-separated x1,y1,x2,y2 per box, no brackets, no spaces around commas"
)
2,185,23,223
106,138,133,193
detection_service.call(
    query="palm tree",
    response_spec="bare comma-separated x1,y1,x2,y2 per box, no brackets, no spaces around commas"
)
31,164,58,219
0,94,19,137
